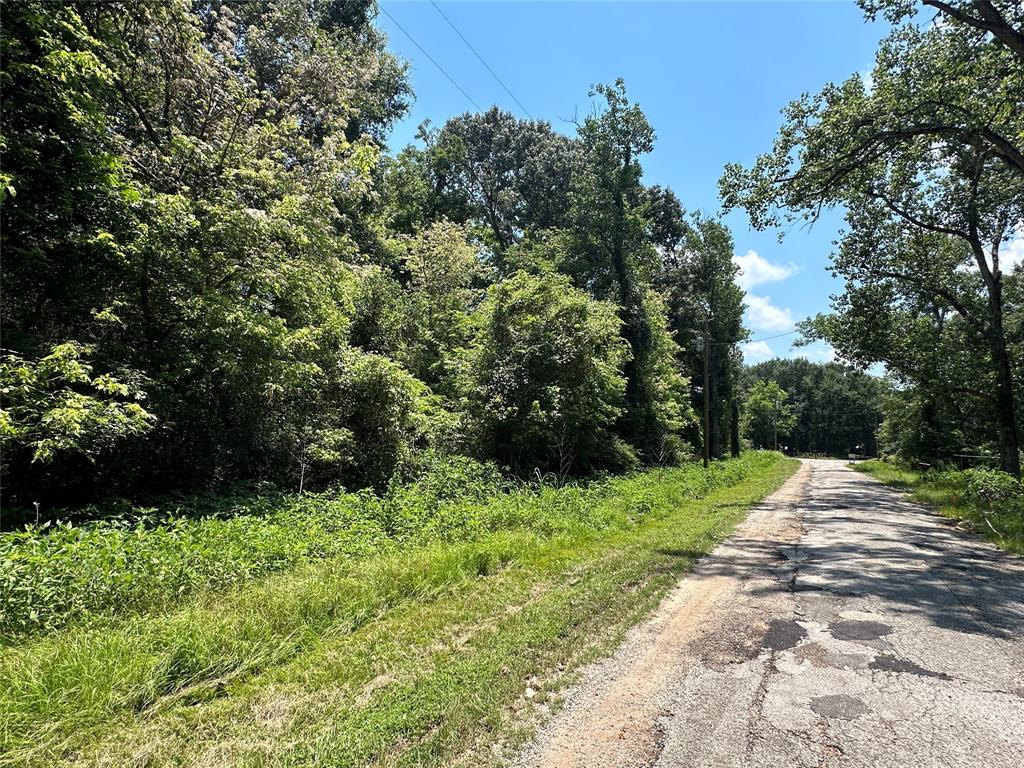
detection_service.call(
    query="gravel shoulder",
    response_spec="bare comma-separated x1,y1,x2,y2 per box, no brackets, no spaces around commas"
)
514,459,1024,768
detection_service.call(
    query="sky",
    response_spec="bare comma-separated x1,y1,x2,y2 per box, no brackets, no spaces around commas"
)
376,0,894,364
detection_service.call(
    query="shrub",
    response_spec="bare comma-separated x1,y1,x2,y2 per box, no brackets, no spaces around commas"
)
459,270,630,475
962,467,1022,506
0,342,154,466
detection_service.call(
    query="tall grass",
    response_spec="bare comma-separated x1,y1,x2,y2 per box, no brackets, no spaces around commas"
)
1,457,511,639
0,452,789,764
1,456,770,641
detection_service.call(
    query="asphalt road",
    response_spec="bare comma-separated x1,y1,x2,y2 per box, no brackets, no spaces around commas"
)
514,459,1024,768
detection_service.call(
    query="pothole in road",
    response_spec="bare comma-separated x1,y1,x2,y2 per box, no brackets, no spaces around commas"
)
762,619,807,651
829,620,892,642
794,643,872,670
810,694,869,720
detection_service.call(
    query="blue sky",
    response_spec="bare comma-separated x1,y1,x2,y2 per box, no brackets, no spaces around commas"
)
377,1,893,363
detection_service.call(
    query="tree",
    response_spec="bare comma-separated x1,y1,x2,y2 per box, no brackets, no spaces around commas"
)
0,1,715,510
658,215,746,459
459,271,631,474
860,1,1024,63
721,18,1024,474
566,80,674,457
742,380,796,451
744,359,887,456
433,108,575,254
0,343,154,481
0,0,417,503
0,1,130,355
399,220,483,392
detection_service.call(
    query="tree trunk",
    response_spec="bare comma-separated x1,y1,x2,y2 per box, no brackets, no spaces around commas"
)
985,282,1021,476
611,160,650,455
730,398,741,457
709,360,722,459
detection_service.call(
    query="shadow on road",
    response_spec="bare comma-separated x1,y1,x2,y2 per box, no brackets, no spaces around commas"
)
680,466,1024,641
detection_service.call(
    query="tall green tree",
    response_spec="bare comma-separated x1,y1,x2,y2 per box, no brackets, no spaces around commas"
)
1,0,417,502
433,108,575,254
399,220,483,392
742,380,796,450
658,215,746,459
1,2,717,510
567,80,682,459
721,17,1024,474
0,1,128,354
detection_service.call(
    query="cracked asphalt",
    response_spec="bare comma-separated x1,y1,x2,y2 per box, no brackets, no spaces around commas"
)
513,459,1024,768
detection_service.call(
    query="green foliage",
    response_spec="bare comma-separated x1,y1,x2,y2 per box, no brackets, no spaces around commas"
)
962,467,1022,506
745,359,887,456
722,7,1024,474
742,380,796,449
1,453,784,642
341,351,435,490
1,454,494,640
875,383,994,463
659,214,747,458
858,1,1024,64
398,220,483,391
1,2,741,512
0,0,424,502
432,108,575,252
632,289,699,463
0,453,794,766
0,343,153,465
460,271,631,474
562,80,704,458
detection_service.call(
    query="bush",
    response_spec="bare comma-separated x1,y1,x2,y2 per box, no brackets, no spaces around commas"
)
459,271,630,475
962,467,1022,506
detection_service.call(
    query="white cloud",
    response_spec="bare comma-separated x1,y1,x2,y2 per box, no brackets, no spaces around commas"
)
859,69,874,94
732,250,796,291
745,294,795,332
742,340,774,363
791,343,836,363
1001,233,1024,272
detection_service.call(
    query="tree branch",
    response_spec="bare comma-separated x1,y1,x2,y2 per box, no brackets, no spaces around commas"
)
923,1,1024,62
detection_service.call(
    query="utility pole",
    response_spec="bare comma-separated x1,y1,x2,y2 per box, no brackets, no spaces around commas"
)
702,317,710,469
773,394,779,452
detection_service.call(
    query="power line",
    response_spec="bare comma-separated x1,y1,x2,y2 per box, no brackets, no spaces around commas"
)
707,329,801,346
743,329,801,344
379,6,483,112
429,1,533,119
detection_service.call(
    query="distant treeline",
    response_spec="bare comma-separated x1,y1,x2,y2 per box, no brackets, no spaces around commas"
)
742,359,886,457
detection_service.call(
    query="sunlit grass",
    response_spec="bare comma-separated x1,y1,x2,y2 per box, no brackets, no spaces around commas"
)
0,453,797,767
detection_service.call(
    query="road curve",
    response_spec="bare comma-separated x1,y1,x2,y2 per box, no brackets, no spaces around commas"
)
513,459,1024,768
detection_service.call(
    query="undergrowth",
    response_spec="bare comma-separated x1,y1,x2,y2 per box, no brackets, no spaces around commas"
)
2,454,766,640
0,452,795,766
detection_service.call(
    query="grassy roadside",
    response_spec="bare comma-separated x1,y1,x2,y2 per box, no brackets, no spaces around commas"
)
853,460,1024,555
1,453,797,768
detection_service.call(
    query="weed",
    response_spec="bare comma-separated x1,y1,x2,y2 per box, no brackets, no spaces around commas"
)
0,453,796,766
